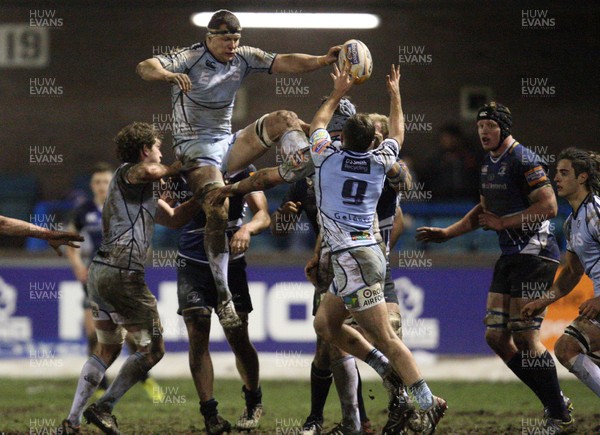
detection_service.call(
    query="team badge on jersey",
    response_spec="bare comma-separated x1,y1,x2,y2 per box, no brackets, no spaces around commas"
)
525,166,548,187
311,129,331,154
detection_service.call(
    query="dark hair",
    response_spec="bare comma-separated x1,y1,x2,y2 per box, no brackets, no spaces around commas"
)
342,113,375,152
558,147,600,195
207,10,241,34
114,122,160,163
91,162,114,176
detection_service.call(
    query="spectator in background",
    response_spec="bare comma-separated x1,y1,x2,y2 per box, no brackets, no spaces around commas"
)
423,124,480,201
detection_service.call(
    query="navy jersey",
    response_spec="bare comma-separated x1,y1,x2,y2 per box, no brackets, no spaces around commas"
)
565,193,600,296
480,142,559,261
71,199,103,261
377,178,400,252
280,178,319,234
178,167,257,264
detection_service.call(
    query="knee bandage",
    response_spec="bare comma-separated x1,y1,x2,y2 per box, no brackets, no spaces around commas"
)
96,327,126,345
131,329,153,347
483,309,509,329
508,316,543,332
255,114,275,149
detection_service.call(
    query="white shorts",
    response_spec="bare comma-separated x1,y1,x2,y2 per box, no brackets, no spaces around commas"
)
174,132,238,172
330,244,386,312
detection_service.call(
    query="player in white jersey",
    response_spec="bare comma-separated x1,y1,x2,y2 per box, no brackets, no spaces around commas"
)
308,64,446,434
522,147,600,398
137,10,342,329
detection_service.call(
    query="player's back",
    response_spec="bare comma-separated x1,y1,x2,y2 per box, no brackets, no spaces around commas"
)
309,128,399,253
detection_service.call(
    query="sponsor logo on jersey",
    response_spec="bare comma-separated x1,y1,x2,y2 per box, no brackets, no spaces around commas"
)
311,130,330,154
525,166,548,187
350,231,372,241
342,157,371,174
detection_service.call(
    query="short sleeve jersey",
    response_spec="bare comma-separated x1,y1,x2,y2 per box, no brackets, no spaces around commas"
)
564,193,600,296
71,199,103,261
310,128,399,253
480,142,559,261
155,44,276,145
93,164,157,271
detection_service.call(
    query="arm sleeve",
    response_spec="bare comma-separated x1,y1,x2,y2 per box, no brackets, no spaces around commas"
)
373,138,400,172
520,152,551,194
154,47,196,74
236,46,277,75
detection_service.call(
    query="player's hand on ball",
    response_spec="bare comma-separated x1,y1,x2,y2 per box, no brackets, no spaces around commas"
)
415,227,450,243
386,64,401,96
322,45,343,65
521,299,548,319
579,296,600,320
331,63,354,95
166,72,192,93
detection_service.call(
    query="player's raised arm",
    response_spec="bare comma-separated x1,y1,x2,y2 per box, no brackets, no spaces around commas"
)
230,192,270,255
386,64,404,147
310,64,354,135
271,45,342,74
136,57,192,94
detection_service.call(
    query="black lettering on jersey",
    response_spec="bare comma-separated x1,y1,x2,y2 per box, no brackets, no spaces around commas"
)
342,157,371,174
205,59,216,70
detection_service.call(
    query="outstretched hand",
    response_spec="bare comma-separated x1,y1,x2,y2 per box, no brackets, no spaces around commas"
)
386,64,401,97
46,231,84,256
415,226,451,243
330,63,354,96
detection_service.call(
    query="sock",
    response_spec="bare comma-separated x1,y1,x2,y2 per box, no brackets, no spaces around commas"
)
97,352,149,412
356,367,368,423
409,379,433,410
364,348,390,378
200,398,219,417
506,352,546,404
99,375,109,390
67,355,107,425
309,362,333,419
570,353,600,397
531,351,569,420
243,385,262,414
331,356,360,431
208,250,230,304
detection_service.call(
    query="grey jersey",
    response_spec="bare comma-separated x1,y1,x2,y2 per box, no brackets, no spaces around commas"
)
94,163,157,271
155,43,276,145
565,193,600,296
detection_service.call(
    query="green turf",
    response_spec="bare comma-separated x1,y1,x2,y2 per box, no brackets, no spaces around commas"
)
1,378,598,433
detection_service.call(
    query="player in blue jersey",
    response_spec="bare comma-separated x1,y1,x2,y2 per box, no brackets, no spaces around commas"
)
522,148,600,399
60,122,201,435
417,103,575,432
175,167,270,434
137,9,342,330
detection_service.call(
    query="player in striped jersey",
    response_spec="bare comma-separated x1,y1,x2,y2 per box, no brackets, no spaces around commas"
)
523,148,600,398
137,9,341,330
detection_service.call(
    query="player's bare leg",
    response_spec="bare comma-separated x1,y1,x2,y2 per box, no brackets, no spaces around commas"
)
315,292,446,433
183,308,232,435
224,312,263,430
225,110,310,177
554,320,600,397
187,165,240,329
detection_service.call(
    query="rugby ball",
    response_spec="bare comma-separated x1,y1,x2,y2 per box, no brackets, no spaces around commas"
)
337,39,373,85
